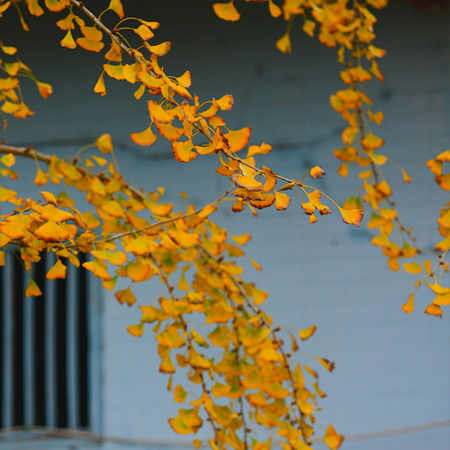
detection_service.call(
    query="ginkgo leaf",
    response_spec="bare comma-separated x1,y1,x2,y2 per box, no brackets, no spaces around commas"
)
310,166,325,179
274,190,291,211
108,0,124,18
231,234,251,246
115,286,137,306
403,261,422,274
134,24,154,41
25,278,42,297
424,303,442,317
45,0,66,12
131,126,157,146
148,100,174,123
362,133,384,149
276,32,291,53
338,207,364,227
324,424,344,449
145,41,171,57
76,38,104,53
34,220,70,242
81,26,103,42
94,72,106,96
214,94,234,111
213,1,240,21
299,325,316,340
83,258,111,281
127,323,144,337
46,259,67,280
231,174,262,191
268,0,282,17
225,127,251,152
247,143,272,157
401,294,414,313
174,385,188,403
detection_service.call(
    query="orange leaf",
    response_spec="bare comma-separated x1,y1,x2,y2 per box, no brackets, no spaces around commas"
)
130,126,157,146
96,133,113,153
274,190,291,211
276,32,291,53
401,294,414,313
339,207,364,227
80,26,103,41
34,220,70,242
262,166,277,192
324,424,344,449
172,140,197,163
76,37,104,53
83,258,111,281
299,325,316,341
362,133,384,149
46,260,67,280
145,41,171,57
108,0,124,18
214,94,234,111
25,278,42,297
310,166,325,179
115,286,137,306
247,142,272,157
231,174,262,191
213,1,240,21
134,24,154,41
148,100,174,123
226,127,251,152
40,191,58,206
127,323,144,337
424,303,442,318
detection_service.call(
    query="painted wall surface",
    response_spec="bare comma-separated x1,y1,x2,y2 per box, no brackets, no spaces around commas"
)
1,1,449,449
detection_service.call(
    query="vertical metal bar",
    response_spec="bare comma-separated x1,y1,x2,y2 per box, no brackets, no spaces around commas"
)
67,260,79,428
1,252,13,428
12,255,24,426
45,252,56,427
88,263,103,435
23,265,35,426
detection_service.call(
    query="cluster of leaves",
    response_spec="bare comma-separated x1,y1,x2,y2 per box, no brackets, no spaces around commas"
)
0,0,448,448
212,0,450,316
0,0,356,448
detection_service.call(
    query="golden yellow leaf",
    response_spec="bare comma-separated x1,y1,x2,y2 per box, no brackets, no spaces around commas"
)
213,1,240,21
362,133,384,149
231,234,251,246
131,125,157,146
80,26,102,42
95,133,112,153
94,72,106,96
336,89,359,103
145,41,171,57
403,262,422,274
108,0,124,18
310,166,325,179
274,190,291,211
169,230,200,248
45,0,65,12
424,303,442,318
46,260,67,280
214,94,234,111
435,173,450,191
401,294,414,313
134,24,154,41
172,140,197,163
34,168,49,186
83,258,111,281
34,220,70,242
299,325,316,341
76,38,104,53
226,127,251,152
276,32,291,53
303,20,316,37
91,249,127,266
247,142,272,157
174,384,188,403
339,207,364,227
258,348,283,363
231,174,262,191
115,286,136,306
28,0,44,16
0,153,15,167
324,424,344,449
25,278,42,297
127,323,144,337
160,356,176,374
127,259,154,282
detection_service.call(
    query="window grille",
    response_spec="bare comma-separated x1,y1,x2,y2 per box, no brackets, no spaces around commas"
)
0,251,102,435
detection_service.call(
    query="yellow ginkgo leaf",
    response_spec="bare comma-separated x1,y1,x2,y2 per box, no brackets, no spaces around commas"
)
213,1,240,21
274,190,291,211
130,125,157,147
134,24,154,40
225,127,251,152
76,37,104,53
299,325,316,341
96,133,113,153
324,424,344,449
127,323,144,337
115,286,137,306
94,72,106,96
339,207,364,227
80,26,103,41
401,294,414,313
83,258,111,281
403,261,422,274
424,303,442,317
34,220,70,242
46,259,67,280
108,0,124,18
25,278,42,297
310,166,326,179
173,385,188,403
276,32,291,53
